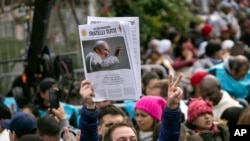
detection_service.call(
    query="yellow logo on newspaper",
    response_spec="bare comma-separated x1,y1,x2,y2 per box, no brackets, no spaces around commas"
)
118,24,122,33
81,29,87,36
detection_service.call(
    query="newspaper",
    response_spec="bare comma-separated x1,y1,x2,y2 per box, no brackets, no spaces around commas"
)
78,21,141,101
87,16,142,98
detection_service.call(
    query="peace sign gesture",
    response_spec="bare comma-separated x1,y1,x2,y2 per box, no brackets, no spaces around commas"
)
167,74,183,109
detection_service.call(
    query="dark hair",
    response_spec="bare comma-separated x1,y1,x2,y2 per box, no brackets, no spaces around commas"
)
39,78,56,92
22,104,40,119
34,77,56,110
205,40,222,57
229,56,250,75
103,122,137,141
98,105,126,125
37,115,61,137
151,120,161,141
221,106,244,126
142,71,160,87
230,41,247,56
243,48,250,62
18,134,43,141
0,101,11,119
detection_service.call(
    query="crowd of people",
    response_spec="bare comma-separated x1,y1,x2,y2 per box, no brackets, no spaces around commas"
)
1,0,250,141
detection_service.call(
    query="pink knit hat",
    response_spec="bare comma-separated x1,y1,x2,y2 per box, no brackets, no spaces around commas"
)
187,98,213,123
135,96,166,121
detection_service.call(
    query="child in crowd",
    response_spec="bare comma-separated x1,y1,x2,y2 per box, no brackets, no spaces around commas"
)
185,98,229,141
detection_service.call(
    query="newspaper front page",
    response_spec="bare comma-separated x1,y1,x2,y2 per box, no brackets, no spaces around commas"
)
78,21,140,101
87,16,142,97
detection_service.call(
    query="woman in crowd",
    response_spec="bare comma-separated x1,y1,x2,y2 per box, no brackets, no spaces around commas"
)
134,95,166,141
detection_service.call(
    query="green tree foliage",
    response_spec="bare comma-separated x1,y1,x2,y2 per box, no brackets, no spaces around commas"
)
97,0,201,44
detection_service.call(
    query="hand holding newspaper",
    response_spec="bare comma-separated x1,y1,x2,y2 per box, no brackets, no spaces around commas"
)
78,19,141,101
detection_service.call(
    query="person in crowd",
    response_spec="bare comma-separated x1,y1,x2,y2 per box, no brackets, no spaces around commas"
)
146,78,188,121
34,77,79,127
157,39,174,63
21,104,40,120
208,1,241,40
237,107,250,124
38,103,79,141
34,78,58,117
85,40,123,73
220,26,231,41
79,74,183,141
0,101,11,141
230,41,248,56
185,98,229,141
97,105,127,140
18,134,43,141
172,41,197,79
200,74,242,118
145,50,175,78
134,95,166,141
197,41,207,58
240,20,250,47
221,106,245,129
37,115,61,141
141,71,160,95
1,112,37,141
102,122,137,141
189,69,209,98
221,39,235,60
144,39,160,60
192,39,223,73
197,24,214,46
168,30,181,58
207,55,250,99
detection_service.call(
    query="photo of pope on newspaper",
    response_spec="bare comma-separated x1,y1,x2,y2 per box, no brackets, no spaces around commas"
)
82,36,131,73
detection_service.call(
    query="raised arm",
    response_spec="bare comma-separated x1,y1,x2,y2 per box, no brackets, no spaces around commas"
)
79,80,99,141
158,74,183,141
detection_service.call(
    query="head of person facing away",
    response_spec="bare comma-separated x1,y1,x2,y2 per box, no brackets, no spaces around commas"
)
37,115,61,141
94,40,110,60
221,106,244,127
1,112,37,141
103,122,137,141
200,74,222,106
0,101,11,133
190,70,209,98
228,55,249,80
98,104,127,138
21,104,40,120
205,39,223,62
18,134,43,141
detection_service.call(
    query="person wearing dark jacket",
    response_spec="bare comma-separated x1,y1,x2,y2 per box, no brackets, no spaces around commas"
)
79,74,183,141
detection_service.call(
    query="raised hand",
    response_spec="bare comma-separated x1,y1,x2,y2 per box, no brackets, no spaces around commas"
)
167,74,183,109
114,44,123,56
51,103,66,121
79,80,95,109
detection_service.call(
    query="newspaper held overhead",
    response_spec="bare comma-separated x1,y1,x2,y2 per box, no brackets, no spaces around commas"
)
78,21,141,101
87,16,141,99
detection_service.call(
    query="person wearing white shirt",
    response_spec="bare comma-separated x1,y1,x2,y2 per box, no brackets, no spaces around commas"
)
85,40,122,73
200,74,242,119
